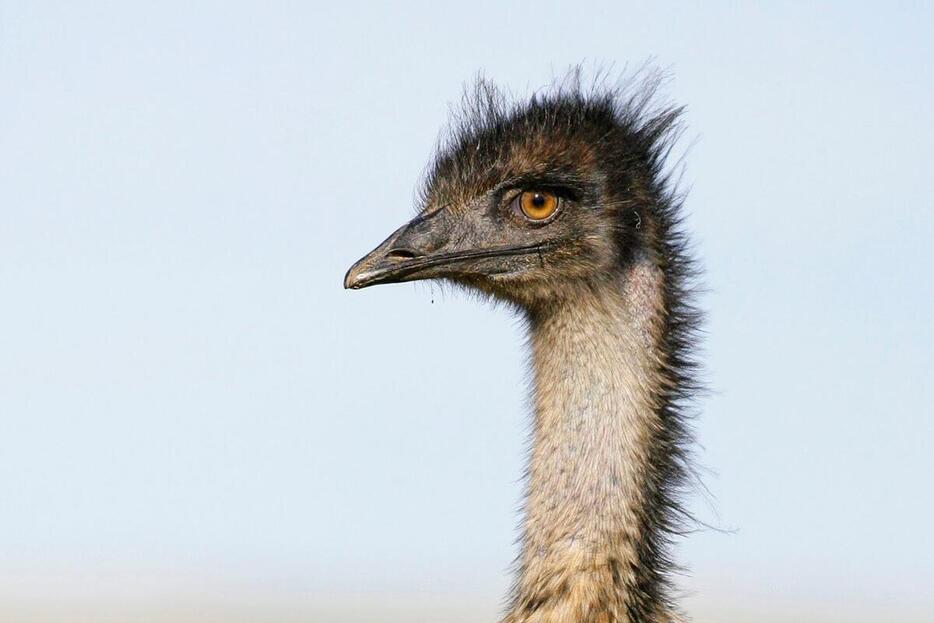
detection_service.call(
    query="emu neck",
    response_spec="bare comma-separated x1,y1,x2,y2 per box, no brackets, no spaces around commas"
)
510,258,669,623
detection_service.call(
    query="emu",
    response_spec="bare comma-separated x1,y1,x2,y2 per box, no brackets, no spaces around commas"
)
345,72,702,623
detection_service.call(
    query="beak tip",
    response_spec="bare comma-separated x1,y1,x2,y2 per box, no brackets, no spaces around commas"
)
344,258,373,290
343,267,360,290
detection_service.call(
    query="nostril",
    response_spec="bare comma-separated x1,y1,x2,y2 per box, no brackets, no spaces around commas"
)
386,248,418,261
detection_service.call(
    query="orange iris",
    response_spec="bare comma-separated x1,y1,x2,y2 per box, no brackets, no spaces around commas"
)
518,191,558,220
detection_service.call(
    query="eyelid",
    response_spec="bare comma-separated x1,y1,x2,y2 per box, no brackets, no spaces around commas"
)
502,184,579,204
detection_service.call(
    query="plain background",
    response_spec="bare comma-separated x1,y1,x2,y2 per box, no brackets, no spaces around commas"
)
1,2,932,622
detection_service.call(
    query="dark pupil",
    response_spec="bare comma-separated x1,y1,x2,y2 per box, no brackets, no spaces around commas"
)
531,194,546,207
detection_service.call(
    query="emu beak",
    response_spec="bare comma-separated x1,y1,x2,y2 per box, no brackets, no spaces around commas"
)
345,208,554,290
343,208,455,290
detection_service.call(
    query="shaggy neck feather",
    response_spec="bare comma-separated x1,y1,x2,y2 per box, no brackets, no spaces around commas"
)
507,257,670,623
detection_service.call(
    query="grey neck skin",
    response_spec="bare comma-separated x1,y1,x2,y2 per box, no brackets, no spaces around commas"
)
504,257,671,623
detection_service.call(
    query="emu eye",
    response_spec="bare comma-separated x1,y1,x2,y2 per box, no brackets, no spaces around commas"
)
516,191,559,221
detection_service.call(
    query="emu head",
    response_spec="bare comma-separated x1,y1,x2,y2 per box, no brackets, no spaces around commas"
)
344,77,680,309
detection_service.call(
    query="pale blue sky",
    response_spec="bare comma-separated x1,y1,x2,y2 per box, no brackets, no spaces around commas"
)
1,2,932,621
